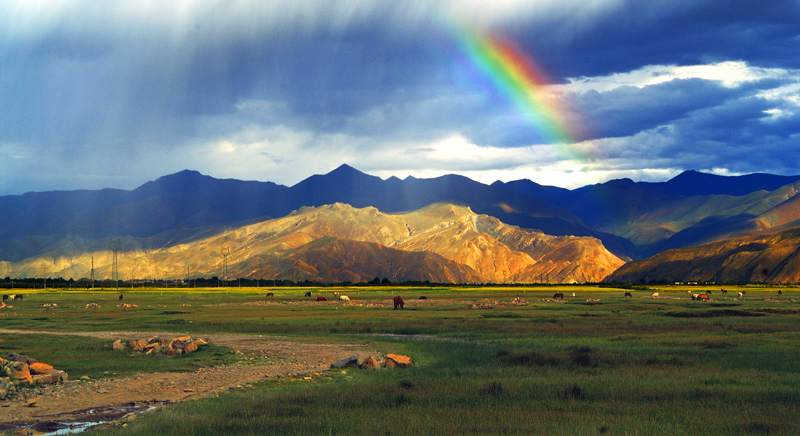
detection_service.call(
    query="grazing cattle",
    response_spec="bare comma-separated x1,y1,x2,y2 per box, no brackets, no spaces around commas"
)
393,296,404,310
13,294,23,301
697,294,710,301
304,291,312,297
265,292,274,297
651,292,659,298
624,292,632,298
419,296,428,300
553,292,564,300
119,294,123,301
2,295,7,302
316,296,327,302
339,295,350,302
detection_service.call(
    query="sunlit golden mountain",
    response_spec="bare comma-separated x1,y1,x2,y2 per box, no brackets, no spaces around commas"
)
0,203,625,284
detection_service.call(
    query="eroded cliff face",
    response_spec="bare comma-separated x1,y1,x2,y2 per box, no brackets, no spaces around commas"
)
4,202,626,284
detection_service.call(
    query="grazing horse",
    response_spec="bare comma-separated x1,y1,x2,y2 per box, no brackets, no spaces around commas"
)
697,294,710,301
315,296,327,302
304,291,312,297
339,295,350,302
778,290,783,295
553,292,564,300
2,295,8,302
419,296,428,300
393,296,404,310
624,292,632,298
13,294,22,301
119,294,123,301
721,289,727,294
265,292,274,297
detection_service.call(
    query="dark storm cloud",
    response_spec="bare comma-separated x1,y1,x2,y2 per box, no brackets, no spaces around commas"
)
2,0,800,194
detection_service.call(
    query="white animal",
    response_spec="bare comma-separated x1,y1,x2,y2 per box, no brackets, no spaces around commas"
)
651,292,659,297
339,295,350,302
737,291,744,298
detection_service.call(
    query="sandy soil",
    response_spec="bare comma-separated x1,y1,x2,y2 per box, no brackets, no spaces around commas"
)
0,329,378,430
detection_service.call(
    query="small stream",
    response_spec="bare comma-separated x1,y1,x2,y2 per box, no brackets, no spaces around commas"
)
0,401,170,435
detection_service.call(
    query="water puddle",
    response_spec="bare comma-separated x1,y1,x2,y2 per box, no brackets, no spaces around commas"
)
0,400,170,435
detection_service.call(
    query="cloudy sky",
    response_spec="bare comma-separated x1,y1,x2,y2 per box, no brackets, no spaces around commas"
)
2,1,799,195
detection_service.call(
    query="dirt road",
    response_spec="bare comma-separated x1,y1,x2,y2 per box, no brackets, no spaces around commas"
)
0,329,378,429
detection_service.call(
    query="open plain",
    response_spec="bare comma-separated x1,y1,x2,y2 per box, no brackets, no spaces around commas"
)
1,285,800,435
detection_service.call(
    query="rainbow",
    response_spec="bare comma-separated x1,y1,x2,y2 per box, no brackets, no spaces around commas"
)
448,24,577,146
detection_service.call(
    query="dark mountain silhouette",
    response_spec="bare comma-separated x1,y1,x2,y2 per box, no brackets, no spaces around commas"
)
639,170,800,197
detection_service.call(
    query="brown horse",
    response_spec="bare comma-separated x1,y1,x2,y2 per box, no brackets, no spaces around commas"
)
316,296,327,302
553,292,564,300
697,294,710,301
624,292,632,298
393,296,404,310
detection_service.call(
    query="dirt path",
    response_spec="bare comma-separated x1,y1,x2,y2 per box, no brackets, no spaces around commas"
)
0,329,378,429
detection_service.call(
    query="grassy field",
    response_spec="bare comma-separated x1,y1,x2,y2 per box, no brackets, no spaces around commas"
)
2,285,799,435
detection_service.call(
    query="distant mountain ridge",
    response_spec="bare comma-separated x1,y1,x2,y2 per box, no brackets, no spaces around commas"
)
4,165,800,284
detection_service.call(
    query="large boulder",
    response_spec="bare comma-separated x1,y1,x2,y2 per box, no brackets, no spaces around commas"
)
29,362,54,375
359,356,380,370
384,354,413,368
12,364,32,384
331,356,359,368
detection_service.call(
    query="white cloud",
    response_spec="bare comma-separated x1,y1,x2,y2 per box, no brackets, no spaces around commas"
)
560,61,798,94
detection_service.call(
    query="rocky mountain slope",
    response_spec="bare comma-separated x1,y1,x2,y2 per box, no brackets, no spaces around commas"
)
0,203,625,284
605,226,800,284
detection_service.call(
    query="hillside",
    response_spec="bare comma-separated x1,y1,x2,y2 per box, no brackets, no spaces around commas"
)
605,226,800,284
0,203,625,284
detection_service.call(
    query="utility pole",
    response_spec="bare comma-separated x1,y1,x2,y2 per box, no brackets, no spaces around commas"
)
110,239,121,288
221,246,231,286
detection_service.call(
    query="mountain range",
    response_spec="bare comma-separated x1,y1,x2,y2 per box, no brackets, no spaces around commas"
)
3,165,800,284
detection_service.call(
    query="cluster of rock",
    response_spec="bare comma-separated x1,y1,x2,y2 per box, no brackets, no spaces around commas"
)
86,303,101,308
113,336,209,356
1,352,69,400
331,354,412,370
472,297,529,308
42,303,58,307
118,303,139,308
0,302,11,309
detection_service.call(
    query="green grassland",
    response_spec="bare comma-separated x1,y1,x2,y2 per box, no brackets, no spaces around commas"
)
2,285,799,435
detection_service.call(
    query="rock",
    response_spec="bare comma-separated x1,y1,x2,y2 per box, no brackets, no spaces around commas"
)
29,362,54,375
12,365,33,384
184,341,198,354
25,397,41,407
112,340,126,351
7,352,36,364
384,354,413,368
33,373,60,384
359,356,380,370
331,356,359,368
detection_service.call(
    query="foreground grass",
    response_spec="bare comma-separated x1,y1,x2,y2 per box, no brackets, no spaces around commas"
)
2,286,799,434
